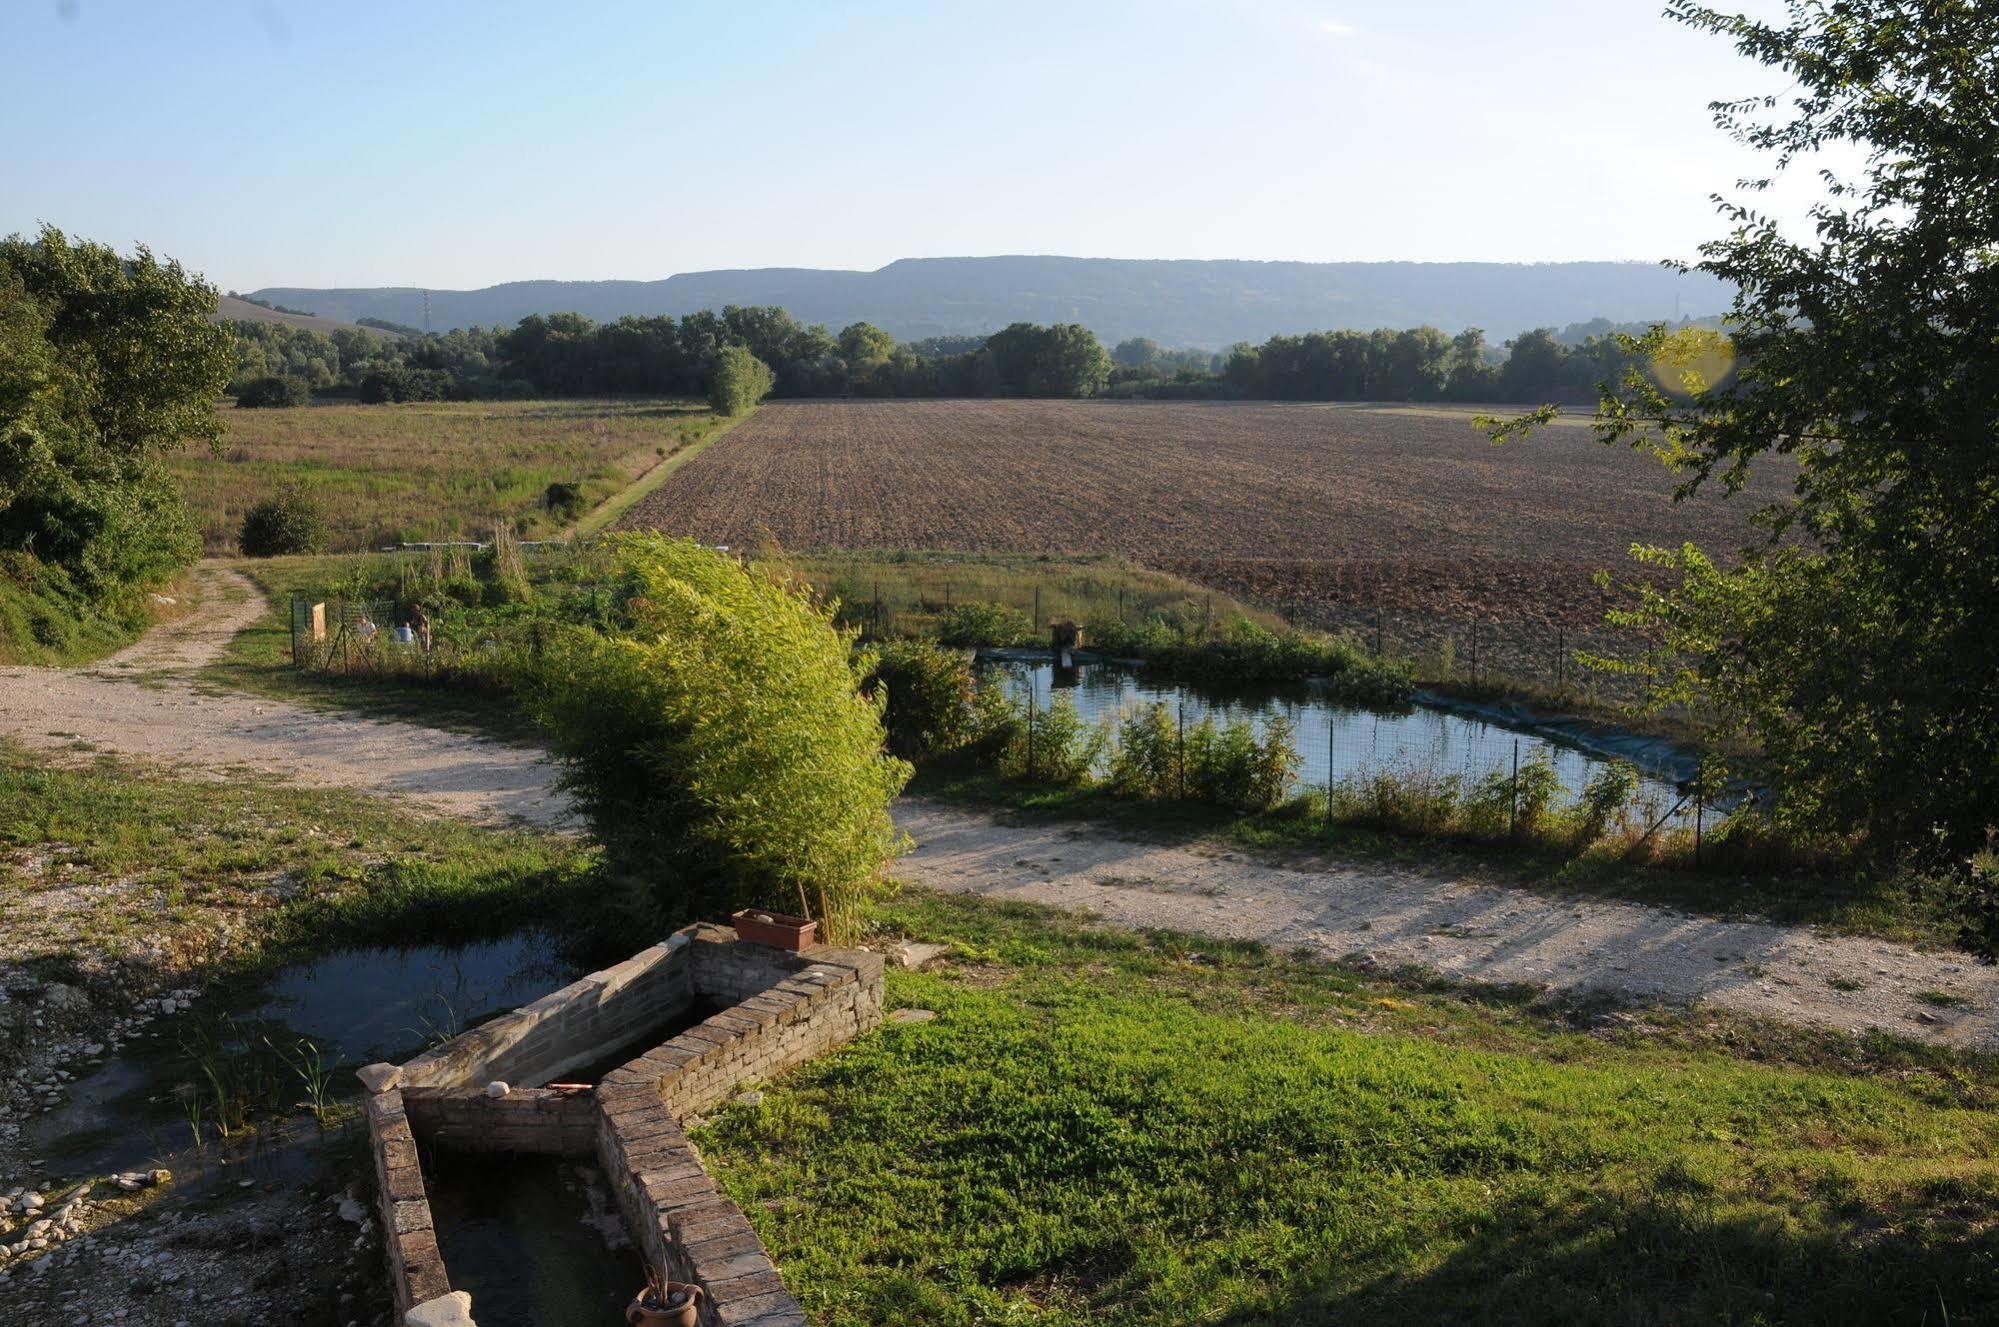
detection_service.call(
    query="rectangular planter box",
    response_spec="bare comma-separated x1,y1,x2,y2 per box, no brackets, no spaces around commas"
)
730,909,818,950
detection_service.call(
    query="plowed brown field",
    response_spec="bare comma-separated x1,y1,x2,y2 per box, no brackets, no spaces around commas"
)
619,398,1781,634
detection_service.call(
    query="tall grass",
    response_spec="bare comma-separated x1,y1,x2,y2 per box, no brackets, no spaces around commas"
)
175,397,715,552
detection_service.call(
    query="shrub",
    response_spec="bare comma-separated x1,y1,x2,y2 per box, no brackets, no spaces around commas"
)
1109,702,1179,797
938,601,1036,649
1000,694,1103,786
1084,612,1410,704
238,483,327,557
708,345,775,416
236,374,310,408
542,481,587,522
359,366,458,404
1566,759,1640,851
865,638,979,757
532,535,909,939
1183,713,1299,812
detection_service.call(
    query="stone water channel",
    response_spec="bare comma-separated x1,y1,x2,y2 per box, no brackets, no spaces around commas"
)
16,931,656,1322
980,652,1706,822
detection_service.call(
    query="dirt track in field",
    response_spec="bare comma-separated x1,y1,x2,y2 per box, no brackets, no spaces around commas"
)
2,575,1991,1049
0,564,571,828
894,800,1999,1052
617,398,1787,629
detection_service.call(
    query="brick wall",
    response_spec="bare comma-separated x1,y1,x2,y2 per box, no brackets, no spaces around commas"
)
362,924,886,1327
365,1089,452,1319
395,935,693,1092
401,1087,597,1157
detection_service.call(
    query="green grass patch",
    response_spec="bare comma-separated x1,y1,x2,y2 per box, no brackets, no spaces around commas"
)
177,397,720,553
0,743,605,993
783,550,1277,640
694,890,1999,1326
0,552,199,666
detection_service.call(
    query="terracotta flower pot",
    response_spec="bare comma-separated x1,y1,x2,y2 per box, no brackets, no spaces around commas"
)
730,908,818,950
627,1280,702,1326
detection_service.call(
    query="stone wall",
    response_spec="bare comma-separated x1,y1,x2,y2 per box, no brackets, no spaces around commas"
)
362,923,887,1327
395,935,693,1091
365,1089,451,1318
401,1087,597,1157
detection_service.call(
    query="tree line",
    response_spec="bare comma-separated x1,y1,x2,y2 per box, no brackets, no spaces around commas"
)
230,306,1713,410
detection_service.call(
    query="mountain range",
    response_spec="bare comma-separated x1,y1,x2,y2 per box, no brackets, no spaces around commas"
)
249,256,1731,348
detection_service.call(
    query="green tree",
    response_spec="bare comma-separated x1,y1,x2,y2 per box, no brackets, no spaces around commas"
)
984,322,1112,397
236,374,311,408
837,321,896,364
1500,1,1999,935
533,536,909,938
1112,336,1165,369
0,227,229,594
707,343,776,416
237,482,327,556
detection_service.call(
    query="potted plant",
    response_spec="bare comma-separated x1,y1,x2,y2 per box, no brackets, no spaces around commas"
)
627,1268,703,1326
730,908,818,950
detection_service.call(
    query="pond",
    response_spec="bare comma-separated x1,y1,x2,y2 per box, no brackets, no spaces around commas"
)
979,656,1698,820
27,931,584,1184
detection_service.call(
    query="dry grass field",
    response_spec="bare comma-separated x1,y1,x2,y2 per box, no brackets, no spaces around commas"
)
618,399,1789,681
175,398,718,552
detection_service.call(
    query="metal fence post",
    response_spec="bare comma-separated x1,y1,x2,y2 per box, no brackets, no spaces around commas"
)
1470,619,1479,683
1509,738,1520,838
1026,684,1037,783
1177,700,1187,800
1555,626,1566,692
1694,792,1705,868
1033,585,1041,630
1325,720,1335,832
1375,609,1384,658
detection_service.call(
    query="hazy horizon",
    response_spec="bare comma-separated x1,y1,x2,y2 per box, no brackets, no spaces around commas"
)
4,1,1838,292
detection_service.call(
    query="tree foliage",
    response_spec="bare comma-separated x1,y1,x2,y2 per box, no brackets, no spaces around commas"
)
237,481,327,557
1529,1,1999,926
532,536,909,938
707,344,776,416
236,374,311,408
0,226,229,595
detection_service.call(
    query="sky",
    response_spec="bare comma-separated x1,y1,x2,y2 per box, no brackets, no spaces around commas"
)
0,0,1835,292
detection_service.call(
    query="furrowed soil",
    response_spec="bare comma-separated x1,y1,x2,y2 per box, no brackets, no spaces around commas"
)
617,399,1789,684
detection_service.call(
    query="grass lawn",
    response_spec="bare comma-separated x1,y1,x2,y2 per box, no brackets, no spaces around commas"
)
175,397,722,553
778,550,1275,637
0,742,601,994
695,891,1999,1326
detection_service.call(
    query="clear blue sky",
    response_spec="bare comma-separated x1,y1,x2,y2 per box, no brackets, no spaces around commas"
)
0,0,1824,292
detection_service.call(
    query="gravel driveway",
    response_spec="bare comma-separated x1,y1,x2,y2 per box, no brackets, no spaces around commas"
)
4,565,1990,1050
0,563,570,829
894,800,1999,1051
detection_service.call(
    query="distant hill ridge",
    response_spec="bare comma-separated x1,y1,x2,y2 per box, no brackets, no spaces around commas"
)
213,294,399,338
250,255,1730,348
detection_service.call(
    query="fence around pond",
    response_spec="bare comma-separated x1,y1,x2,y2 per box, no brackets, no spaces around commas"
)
982,657,1722,847
824,569,1667,707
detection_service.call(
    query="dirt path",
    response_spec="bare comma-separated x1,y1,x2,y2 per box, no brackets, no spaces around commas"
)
0,563,571,829
5,570,1991,1050
894,800,1999,1052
